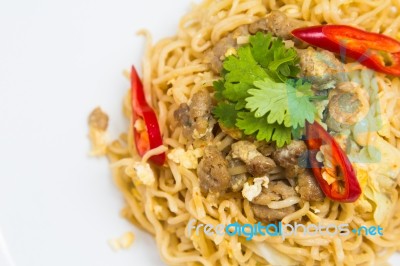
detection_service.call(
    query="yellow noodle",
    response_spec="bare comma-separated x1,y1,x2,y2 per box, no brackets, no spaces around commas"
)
267,196,301,209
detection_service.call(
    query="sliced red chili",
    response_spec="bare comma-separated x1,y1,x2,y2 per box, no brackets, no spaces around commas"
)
131,66,165,165
292,25,400,76
305,121,361,202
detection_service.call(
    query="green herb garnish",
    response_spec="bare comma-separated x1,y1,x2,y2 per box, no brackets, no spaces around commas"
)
212,32,317,147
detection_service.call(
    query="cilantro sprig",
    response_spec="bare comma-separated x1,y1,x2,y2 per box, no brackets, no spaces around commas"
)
246,79,316,129
212,32,316,147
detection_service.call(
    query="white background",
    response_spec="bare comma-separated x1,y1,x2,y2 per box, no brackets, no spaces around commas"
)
0,0,398,265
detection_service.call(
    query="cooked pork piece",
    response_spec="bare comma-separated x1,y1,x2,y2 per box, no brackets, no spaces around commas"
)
251,203,296,222
273,140,307,168
193,116,211,138
174,90,216,143
230,174,248,193
231,140,276,176
256,142,275,157
297,170,325,202
252,181,297,205
247,156,276,177
174,103,191,127
325,114,350,133
220,123,243,140
273,140,308,179
174,103,193,139
227,156,248,192
249,10,307,40
190,90,212,118
197,146,231,193
209,11,307,74
209,36,235,74
208,25,249,74
298,47,344,90
88,107,109,130
248,18,268,35
326,82,369,132
284,165,305,179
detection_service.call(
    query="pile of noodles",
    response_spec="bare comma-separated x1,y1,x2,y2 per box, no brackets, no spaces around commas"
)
100,0,400,265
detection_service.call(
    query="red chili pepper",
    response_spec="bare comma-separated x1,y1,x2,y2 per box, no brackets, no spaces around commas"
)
305,121,361,202
292,25,400,76
131,66,165,165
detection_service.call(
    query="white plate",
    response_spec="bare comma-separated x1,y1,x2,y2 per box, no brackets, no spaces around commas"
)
0,0,398,265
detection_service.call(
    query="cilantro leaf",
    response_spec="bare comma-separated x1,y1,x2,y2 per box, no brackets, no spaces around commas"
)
211,32,314,147
245,78,316,129
222,46,268,101
285,80,317,128
246,79,289,125
249,32,299,82
213,80,225,101
213,102,238,128
235,99,247,110
249,32,273,68
236,112,292,147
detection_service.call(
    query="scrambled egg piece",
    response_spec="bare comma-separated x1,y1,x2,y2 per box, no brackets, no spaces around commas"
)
351,135,400,224
130,162,155,186
167,147,203,169
242,176,269,201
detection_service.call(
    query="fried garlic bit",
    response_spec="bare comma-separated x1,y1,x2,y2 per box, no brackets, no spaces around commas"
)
88,107,109,156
